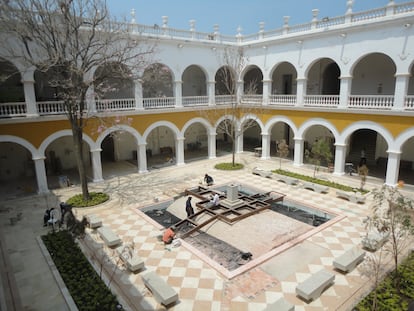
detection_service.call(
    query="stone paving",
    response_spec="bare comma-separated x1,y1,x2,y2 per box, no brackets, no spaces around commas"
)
0,153,410,311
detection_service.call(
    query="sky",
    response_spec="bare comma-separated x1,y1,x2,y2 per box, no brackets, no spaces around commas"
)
107,0,404,35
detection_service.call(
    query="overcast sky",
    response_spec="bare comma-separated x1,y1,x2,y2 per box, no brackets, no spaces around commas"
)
107,0,402,35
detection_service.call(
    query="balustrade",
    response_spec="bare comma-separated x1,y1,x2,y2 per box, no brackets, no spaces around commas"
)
348,95,394,110
1,94,413,118
304,95,339,107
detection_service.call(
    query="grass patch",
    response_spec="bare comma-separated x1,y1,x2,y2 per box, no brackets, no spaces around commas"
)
42,230,121,310
214,162,244,170
66,192,109,207
355,252,414,310
273,169,369,194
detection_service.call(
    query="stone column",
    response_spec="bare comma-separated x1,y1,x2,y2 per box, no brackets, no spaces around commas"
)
207,81,216,106
33,157,49,194
86,84,96,113
293,138,304,166
339,76,352,109
236,80,243,103
138,143,148,173
90,149,103,182
134,79,144,110
261,133,270,159
296,77,306,106
175,137,185,165
208,132,217,159
392,73,410,111
174,80,183,107
385,150,401,186
235,130,243,153
333,143,347,175
22,79,38,116
262,80,271,106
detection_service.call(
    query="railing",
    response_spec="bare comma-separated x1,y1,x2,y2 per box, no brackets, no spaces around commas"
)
304,95,339,108
96,99,135,112
241,94,263,105
143,97,175,109
182,96,209,107
404,95,414,110
3,94,414,119
37,100,66,115
348,95,394,110
0,102,27,117
351,8,386,22
269,95,296,106
215,95,236,105
23,1,414,45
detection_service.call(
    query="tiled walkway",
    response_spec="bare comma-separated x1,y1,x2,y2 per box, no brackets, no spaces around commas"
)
0,154,408,310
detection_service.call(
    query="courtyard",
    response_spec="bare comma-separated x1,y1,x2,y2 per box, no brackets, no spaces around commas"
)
1,153,412,311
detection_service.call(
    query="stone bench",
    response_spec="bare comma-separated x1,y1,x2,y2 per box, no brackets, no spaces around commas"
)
301,182,329,194
86,214,102,229
336,190,366,204
333,247,365,273
361,231,389,251
252,167,272,178
263,297,295,311
274,174,299,186
116,246,144,272
296,269,335,302
97,226,122,247
142,271,179,306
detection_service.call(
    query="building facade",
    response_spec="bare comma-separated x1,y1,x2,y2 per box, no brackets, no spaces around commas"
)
1,0,414,194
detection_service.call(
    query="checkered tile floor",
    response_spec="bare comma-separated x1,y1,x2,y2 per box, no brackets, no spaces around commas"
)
77,158,378,311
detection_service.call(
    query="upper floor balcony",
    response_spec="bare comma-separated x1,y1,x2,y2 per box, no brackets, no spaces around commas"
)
2,93,414,119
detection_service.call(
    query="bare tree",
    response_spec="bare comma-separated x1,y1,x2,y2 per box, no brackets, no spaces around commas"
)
276,139,289,169
201,46,262,166
0,0,155,200
304,138,333,177
365,185,414,291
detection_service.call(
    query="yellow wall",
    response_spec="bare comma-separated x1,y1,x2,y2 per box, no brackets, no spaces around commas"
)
1,109,414,148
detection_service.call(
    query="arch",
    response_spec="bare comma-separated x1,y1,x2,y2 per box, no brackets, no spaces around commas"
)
96,125,144,146
339,121,393,147
263,116,299,137
394,127,414,152
269,61,298,95
142,63,174,97
182,64,208,96
242,65,263,94
39,130,96,156
181,117,214,136
143,120,181,140
239,114,264,133
297,119,340,142
94,62,134,99
0,135,38,158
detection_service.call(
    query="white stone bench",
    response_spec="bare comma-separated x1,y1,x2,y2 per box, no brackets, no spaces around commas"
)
296,270,335,302
336,190,366,204
263,297,294,311
142,271,179,306
252,167,272,178
97,226,122,247
333,247,365,273
301,181,329,194
86,214,102,229
361,231,389,251
116,246,144,272
274,174,299,185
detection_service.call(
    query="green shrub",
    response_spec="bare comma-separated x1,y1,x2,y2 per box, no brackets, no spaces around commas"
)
66,192,109,207
42,231,120,310
355,253,414,310
272,169,369,194
214,162,244,170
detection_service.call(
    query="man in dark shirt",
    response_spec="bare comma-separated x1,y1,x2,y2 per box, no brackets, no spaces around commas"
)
185,196,194,217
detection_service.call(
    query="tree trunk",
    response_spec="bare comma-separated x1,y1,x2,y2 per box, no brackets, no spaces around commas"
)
71,121,90,201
